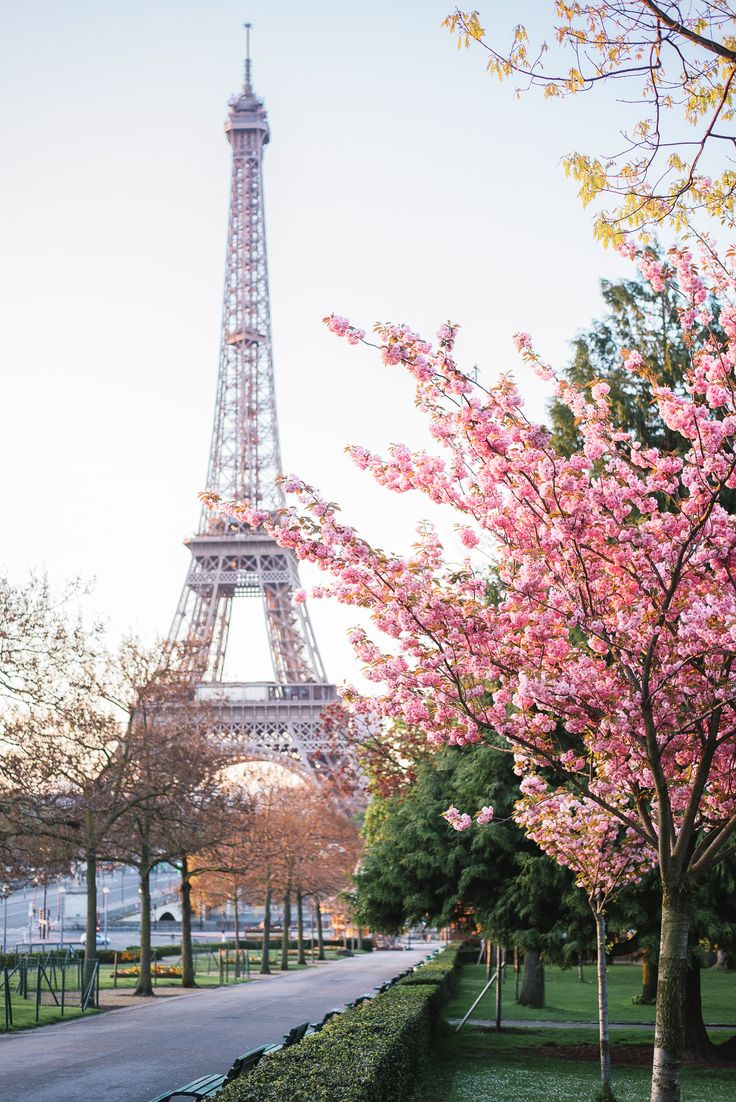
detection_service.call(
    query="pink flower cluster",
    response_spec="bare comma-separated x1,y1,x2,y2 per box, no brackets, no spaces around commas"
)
323,314,365,345
442,806,472,831
515,780,654,904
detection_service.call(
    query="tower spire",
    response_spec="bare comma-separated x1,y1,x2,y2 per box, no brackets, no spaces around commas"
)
243,22,253,94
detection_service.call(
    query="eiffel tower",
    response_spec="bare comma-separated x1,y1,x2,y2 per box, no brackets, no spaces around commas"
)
168,28,338,778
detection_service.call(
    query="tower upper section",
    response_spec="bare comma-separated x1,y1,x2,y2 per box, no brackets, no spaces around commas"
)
226,22,269,145
202,26,283,525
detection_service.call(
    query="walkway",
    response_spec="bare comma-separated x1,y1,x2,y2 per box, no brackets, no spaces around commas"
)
0,946,437,1102
452,1017,736,1031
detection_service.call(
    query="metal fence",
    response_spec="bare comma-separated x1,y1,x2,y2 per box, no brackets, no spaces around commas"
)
1,952,99,1030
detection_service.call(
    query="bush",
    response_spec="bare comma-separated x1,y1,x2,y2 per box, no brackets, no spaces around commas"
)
217,948,455,1102
397,945,461,997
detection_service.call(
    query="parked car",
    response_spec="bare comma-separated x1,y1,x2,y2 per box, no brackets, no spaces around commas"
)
79,932,110,947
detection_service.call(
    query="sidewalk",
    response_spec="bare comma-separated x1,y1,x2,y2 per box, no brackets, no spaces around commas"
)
451,1017,736,1031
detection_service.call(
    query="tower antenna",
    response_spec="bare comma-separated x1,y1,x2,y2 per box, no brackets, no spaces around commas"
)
243,22,252,93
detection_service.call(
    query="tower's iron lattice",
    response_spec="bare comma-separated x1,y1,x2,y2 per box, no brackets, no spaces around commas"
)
169,31,339,777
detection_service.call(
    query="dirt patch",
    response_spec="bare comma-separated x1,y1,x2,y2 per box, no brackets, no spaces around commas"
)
536,1043,730,1069
537,1043,652,1066
98,988,203,1010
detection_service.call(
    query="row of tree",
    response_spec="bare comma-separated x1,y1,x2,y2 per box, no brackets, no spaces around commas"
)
0,599,359,996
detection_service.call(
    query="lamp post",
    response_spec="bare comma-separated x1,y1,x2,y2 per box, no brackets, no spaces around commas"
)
102,886,109,943
41,877,48,941
1,888,8,955
58,886,65,948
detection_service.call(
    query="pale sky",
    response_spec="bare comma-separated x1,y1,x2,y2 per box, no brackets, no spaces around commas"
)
0,0,633,686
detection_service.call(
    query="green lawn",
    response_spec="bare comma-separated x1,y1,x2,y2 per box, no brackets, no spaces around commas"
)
421,1028,736,1102
423,964,736,1101
447,963,736,1025
1,998,95,1031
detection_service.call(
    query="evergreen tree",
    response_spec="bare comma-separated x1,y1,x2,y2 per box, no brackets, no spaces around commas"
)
549,251,692,457
355,744,582,1007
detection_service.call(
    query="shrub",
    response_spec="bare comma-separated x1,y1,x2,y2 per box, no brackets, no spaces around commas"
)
397,947,460,997
217,948,455,1102
219,985,439,1102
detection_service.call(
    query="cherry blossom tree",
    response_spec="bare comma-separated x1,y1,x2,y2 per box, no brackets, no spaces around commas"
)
205,237,736,1102
516,779,655,1101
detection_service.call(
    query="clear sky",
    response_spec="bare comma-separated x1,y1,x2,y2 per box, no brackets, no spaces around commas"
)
0,0,633,685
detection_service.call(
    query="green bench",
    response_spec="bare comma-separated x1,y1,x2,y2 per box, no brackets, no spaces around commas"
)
148,1043,274,1101
149,1024,312,1102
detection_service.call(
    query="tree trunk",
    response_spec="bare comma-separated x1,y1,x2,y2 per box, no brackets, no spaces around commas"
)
639,948,659,1005
296,891,306,966
134,865,154,997
518,947,545,1008
650,886,692,1102
495,945,503,1031
280,890,291,970
316,899,325,961
180,857,196,988
594,907,614,1102
233,892,241,977
683,953,721,1062
260,889,272,975
578,952,585,983
83,849,98,1002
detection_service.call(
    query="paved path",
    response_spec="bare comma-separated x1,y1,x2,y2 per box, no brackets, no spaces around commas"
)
0,947,437,1102
452,1017,736,1032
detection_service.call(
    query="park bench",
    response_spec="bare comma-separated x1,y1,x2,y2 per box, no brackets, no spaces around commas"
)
281,1020,310,1046
147,1019,322,1100
350,992,374,1007
148,1043,274,1101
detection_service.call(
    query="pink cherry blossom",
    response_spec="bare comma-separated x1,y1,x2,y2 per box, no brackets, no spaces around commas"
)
442,806,472,831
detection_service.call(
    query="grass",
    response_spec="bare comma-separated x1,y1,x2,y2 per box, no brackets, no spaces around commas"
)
420,1027,736,1102
420,963,736,1101
1,1001,94,1030
447,963,736,1024
97,946,357,989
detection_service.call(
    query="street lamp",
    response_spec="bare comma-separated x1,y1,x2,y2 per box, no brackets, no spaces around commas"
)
58,886,65,948
40,876,48,941
102,886,110,942
1,887,8,956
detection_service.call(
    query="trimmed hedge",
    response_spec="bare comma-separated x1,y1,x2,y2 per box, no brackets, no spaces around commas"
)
217,948,456,1102
219,985,439,1102
397,945,460,997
